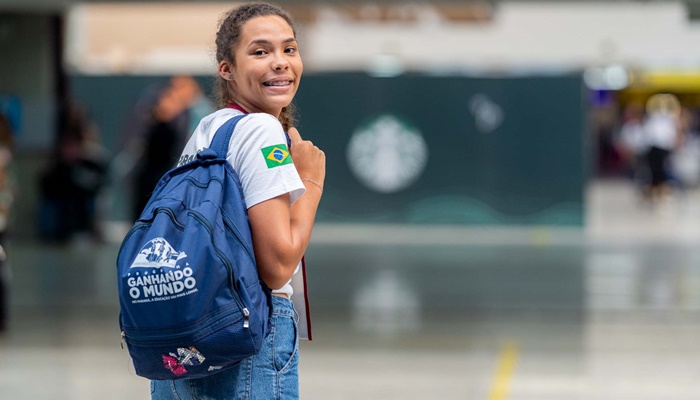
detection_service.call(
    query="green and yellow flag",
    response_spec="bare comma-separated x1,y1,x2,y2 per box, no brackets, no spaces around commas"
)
261,144,293,169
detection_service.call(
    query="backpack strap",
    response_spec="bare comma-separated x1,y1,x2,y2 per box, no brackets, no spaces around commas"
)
209,114,248,158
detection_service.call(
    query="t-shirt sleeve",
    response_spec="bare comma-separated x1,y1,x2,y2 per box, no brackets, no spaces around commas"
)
229,113,305,209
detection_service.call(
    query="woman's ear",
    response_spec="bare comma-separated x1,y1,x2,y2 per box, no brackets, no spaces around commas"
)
218,61,233,81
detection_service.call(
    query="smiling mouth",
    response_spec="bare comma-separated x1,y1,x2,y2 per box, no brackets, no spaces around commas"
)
263,80,292,87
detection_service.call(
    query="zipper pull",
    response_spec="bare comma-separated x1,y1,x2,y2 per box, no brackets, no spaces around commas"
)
243,308,250,328
120,331,126,349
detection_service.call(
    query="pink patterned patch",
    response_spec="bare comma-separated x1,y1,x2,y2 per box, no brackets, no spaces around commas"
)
162,354,188,376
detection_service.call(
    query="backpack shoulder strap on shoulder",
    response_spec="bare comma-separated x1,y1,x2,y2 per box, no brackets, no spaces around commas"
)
209,114,248,158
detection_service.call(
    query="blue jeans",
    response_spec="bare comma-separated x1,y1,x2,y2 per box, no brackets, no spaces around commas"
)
151,296,299,400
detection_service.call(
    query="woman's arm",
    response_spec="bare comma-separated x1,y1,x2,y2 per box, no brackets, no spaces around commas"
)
248,127,325,289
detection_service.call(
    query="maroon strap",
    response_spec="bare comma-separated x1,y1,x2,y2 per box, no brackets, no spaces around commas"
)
226,102,248,114
300,256,313,340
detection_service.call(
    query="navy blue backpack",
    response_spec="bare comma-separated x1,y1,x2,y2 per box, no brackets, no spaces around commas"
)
116,114,271,380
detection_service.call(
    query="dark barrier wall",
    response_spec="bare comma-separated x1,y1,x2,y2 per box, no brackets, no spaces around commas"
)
295,73,586,225
70,73,587,226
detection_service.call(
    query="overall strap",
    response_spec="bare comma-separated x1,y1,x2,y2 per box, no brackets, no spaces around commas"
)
210,114,248,158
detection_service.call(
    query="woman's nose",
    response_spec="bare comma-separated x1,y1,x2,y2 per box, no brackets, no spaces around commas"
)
272,52,289,70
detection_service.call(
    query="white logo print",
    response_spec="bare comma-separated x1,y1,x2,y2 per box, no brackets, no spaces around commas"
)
130,238,187,269
126,238,198,303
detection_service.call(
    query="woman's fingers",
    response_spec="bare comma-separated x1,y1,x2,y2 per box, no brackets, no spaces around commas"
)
287,127,302,143
287,128,325,183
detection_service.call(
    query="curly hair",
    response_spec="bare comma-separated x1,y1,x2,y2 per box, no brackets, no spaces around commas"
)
214,2,298,130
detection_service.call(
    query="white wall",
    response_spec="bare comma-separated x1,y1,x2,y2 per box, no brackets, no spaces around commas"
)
65,1,700,74
305,1,700,73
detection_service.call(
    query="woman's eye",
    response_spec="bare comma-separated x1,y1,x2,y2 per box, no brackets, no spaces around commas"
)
285,47,297,54
253,49,267,56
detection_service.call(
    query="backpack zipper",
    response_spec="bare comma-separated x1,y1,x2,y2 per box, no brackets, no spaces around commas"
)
121,304,247,346
184,175,223,189
221,212,256,265
187,210,249,328
155,207,186,230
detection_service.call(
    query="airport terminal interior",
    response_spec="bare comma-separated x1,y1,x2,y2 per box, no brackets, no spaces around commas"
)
3,1,700,399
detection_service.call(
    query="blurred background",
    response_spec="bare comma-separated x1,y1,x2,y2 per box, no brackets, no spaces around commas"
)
2,0,700,399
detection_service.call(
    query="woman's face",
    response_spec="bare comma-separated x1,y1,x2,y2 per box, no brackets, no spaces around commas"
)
228,15,302,117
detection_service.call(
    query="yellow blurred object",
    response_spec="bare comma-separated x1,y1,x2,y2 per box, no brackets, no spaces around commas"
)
630,70,700,92
619,70,700,108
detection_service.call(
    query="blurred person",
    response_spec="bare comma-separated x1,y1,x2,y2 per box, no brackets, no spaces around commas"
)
120,76,205,154
131,118,180,219
597,118,625,176
642,93,681,204
0,114,14,333
157,75,214,135
670,107,700,191
38,105,110,242
124,76,213,220
149,3,324,400
616,103,648,193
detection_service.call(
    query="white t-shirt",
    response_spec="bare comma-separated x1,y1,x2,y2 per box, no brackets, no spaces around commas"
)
178,107,305,297
643,111,677,151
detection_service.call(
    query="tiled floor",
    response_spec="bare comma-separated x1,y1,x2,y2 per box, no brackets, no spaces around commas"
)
3,179,700,399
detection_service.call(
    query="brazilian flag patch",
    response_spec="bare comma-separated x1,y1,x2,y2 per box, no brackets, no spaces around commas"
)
261,144,292,168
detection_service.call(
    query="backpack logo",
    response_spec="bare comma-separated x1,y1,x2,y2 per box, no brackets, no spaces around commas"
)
126,238,197,302
130,238,187,269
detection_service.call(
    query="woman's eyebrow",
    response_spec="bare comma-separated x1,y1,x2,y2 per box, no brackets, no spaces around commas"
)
248,37,297,46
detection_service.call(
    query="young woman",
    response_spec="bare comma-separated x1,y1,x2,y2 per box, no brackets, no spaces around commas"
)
150,3,325,399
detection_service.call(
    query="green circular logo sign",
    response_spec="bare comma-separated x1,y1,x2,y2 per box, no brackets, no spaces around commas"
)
346,114,428,193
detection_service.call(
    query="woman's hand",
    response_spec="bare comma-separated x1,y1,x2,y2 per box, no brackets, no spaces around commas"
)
288,127,325,186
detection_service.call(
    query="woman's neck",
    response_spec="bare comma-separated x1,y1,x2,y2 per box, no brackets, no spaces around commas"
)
226,102,248,114
226,97,280,118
